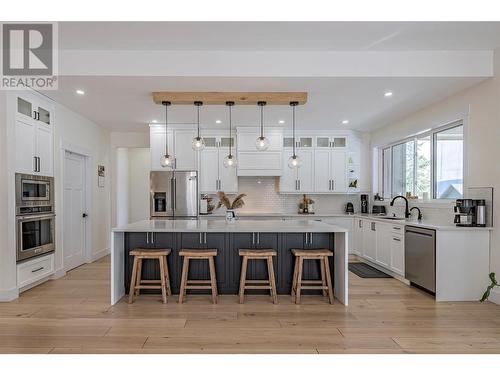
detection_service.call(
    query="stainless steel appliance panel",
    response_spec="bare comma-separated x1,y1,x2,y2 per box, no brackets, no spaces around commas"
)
150,171,198,218
16,173,54,214
17,213,56,262
405,225,436,293
172,171,198,217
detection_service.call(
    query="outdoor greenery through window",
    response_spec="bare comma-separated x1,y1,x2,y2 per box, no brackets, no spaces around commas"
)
381,122,463,199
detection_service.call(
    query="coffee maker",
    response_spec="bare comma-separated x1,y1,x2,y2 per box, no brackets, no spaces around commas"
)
360,194,369,214
454,199,486,227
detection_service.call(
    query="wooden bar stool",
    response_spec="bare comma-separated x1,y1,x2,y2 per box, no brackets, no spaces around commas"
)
128,248,171,304
291,249,334,304
238,249,278,304
179,248,218,304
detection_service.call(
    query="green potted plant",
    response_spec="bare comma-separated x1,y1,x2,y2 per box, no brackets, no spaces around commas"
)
480,273,499,302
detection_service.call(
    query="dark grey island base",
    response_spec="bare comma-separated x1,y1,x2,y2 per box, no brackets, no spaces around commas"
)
124,232,334,295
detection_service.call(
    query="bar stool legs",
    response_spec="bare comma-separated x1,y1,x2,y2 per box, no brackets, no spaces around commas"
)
238,249,278,304
128,248,172,304
291,249,334,304
178,249,218,304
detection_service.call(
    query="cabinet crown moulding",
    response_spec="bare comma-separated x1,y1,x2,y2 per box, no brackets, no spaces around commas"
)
152,92,308,105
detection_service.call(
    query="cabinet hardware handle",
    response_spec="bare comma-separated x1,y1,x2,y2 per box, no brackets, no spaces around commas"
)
331,180,334,191
252,232,255,245
257,232,260,244
146,232,149,244
33,110,37,119
298,180,301,190
199,232,203,244
393,227,401,230
31,266,44,273
359,220,362,228
37,157,41,172
33,156,37,172
310,233,313,245
151,232,155,244
305,233,309,244
393,237,401,242
371,222,376,231
204,233,207,244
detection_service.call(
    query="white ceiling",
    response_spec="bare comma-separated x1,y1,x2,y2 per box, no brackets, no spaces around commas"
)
42,22,497,133
59,22,500,51
42,76,485,132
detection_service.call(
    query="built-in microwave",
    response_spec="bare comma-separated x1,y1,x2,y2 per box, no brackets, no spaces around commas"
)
16,213,55,262
15,173,54,215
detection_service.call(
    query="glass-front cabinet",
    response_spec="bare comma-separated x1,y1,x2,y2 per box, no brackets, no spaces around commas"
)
315,136,347,149
16,93,52,127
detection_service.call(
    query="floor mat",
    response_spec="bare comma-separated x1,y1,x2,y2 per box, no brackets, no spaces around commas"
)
348,262,392,278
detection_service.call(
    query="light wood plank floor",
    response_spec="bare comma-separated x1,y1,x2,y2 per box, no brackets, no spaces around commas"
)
1,255,500,354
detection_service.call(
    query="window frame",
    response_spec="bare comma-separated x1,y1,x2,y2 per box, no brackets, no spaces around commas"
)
380,120,464,201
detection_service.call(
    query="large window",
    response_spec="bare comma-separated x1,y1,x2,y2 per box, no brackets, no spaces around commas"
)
381,122,463,199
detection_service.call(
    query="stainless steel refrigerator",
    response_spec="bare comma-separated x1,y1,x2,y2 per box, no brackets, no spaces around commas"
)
150,171,198,218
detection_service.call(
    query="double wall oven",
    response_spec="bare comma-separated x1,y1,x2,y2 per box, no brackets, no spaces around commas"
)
15,173,55,262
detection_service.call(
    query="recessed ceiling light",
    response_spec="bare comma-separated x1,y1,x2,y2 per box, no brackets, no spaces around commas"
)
151,119,158,123
384,91,393,97
279,120,285,124
75,89,85,95
342,120,349,124
215,120,222,124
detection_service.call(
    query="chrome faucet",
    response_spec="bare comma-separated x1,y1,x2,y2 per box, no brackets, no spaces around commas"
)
390,195,411,219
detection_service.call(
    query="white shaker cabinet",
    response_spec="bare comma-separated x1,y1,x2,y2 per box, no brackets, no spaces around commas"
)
14,93,54,177
390,234,405,276
313,149,347,193
236,127,283,176
279,149,314,193
375,222,391,269
199,136,238,194
173,129,198,170
362,220,377,261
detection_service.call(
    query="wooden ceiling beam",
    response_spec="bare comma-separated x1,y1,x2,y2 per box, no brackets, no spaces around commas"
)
152,92,307,105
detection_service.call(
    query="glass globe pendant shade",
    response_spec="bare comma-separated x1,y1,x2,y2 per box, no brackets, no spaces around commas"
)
160,154,174,168
223,154,237,168
255,136,270,151
192,136,205,151
287,154,302,169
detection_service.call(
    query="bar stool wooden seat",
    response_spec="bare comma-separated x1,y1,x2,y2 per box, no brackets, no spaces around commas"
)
238,249,278,304
128,248,171,304
291,248,334,304
179,249,218,304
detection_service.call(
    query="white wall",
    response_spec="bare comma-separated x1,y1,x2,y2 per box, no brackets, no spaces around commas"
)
110,132,149,227
115,148,129,226
128,148,150,222
370,48,500,301
53,102,111,271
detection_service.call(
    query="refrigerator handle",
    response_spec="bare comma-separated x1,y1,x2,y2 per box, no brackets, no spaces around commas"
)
170,177,176,211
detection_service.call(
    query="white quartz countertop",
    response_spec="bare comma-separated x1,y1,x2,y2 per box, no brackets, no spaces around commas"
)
112,219,349,233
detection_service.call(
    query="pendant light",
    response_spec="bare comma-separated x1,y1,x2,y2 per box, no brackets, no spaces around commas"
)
160,101,174,168
287,101,302,169
255,101,270,151
223,101,237,168
192,101,205,151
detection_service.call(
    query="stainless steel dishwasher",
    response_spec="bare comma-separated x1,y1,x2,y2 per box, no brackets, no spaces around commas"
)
405,226,436,294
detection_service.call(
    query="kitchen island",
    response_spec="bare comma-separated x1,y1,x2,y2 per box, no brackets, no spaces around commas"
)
111,219,349,305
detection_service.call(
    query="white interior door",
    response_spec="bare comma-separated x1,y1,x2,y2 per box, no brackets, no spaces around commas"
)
63,151,87,271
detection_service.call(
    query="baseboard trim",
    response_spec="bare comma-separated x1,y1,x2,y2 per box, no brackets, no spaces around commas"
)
51,267,66,279
89,247,110,263
0,287,19,301
489,289,500,305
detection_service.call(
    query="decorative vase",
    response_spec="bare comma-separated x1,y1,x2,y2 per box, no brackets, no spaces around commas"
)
225,209,236,224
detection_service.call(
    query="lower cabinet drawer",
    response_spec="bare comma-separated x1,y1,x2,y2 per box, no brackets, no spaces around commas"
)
17,253,54,288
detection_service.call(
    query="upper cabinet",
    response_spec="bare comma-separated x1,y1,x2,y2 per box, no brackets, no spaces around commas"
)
149,125,197,171
199,135,238,194
279,132,361,194
236,127,283,177
14,92,54,177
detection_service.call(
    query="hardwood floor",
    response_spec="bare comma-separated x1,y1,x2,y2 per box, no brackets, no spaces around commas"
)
1,255,500,354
